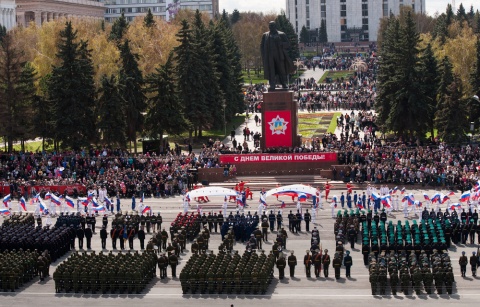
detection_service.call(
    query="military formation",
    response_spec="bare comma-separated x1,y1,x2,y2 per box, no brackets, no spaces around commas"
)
0,249,51,292
53,250,157,294
369,249,455,295
180,249,275,295
0,224,71,262
2,212,35,227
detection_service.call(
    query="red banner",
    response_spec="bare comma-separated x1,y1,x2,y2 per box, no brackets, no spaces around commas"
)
220,153,338,164
264,110,292,148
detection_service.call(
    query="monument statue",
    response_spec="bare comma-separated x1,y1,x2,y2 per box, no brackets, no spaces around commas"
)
260,21,295,91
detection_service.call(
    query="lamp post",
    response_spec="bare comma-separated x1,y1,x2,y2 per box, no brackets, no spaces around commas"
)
222,101,227,137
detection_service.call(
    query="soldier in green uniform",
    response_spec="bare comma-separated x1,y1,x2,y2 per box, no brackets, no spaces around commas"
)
445,267,454,295
422,265,434,294
413,268,423,295
276,252,286,280
434,266,444,294
390,268,399,295
288,251,297,277
378,267,387,295
369,267,378,295
332,252,342,279
400,267,410,295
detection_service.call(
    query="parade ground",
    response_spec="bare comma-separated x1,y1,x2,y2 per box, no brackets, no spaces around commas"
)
1,185,478,307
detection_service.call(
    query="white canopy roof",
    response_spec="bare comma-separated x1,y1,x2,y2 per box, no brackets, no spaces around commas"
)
265,184,317,197
187,187,237,198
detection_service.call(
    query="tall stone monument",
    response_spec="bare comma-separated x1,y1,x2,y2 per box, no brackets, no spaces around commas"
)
260,21,300,150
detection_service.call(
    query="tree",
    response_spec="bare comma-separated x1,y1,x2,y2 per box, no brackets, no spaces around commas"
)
109,12,129,41
174,19,209,139
468,38,480,127
144,8,156,28
145,53,186,145
299,25,309,44
0,25,6,42
376,12,426,138
230,9,240,25
96,75,127,147
435,75,468,143
0,33,37,152
319,19,328,43
48,21,96,149
275,13,300,61
419,43,439,141
118,39,146,153
457,3,467,25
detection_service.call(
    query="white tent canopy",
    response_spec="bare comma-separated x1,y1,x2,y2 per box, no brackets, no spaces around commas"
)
265,184,317,197
187,187,237,198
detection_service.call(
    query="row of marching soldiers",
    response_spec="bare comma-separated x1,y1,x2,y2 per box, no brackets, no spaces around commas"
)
369,249,455,295
0,249,51,292
180,248,275,295
53,250,157,294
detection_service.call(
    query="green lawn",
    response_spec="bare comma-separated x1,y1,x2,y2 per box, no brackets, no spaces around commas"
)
298,112,340,139
319,70,354,83
328,112,342,133
242,70,267,84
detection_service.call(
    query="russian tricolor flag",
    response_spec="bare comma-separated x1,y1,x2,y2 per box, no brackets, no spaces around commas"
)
65,196,75,208
19,197,27,211
259,196,268,207
460,192,471,202
450,203,462,210
332,195,338,202
430,193,441,203
423,193,430,201
142,206,151,214
39,199,49,214
381,195,392,208
93,205,105,211
87,192,94,201
415,201,423,207
448,191,455,196
79,198,88,207
51,194,62,206
105,196,112,206
391,187,398,194
3,194,11,207
297,193,307,202
441,195,450,204
44,192,51,200
0,208,10,215
401,187,406,194
357,200,364,210
236,193,244,207
370,192,380,201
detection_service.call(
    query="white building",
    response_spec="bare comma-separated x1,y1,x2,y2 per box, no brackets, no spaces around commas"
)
104,0,219,23
0,0,16,30
286,0,426,42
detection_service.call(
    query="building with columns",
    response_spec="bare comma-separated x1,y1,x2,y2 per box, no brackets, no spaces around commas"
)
104,0,219,23
16,0,104,27
0,0,16,30
286,0,426,42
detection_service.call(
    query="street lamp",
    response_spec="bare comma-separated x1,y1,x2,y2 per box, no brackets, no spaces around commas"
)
222,101,227,137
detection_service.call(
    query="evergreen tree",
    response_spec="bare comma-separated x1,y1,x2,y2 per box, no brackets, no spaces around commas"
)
174,20,209,139
34,75,56,151
219,13,245,115
419,43,439,141
230,9,240,25
437,57,454,105
191,11,223,134
446,4,454,27
432,13,448,44
299,26,309,44
145,53,186,145
0,25,6,42
0,33,37,152
435,75,468,143
468,38,480,126
376,12,426,138
97,75,127,147
275,13,300,60
48,22,96,149
319,19,328,43
118,39,146,152
376,16,401,132
144,8,156,28
457,3,467,24
109,13,129,41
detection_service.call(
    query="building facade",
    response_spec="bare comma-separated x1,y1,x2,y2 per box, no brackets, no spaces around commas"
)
16,0,104,27
0,0,16,30
103,0,219,23
286,0,426,42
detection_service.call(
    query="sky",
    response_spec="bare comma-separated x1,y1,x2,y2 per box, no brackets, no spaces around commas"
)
219,0,478,16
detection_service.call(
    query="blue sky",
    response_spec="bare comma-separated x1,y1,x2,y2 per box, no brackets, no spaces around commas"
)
219,0,477,16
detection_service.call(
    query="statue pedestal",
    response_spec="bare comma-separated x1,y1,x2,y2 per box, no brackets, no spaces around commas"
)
260,91,300,150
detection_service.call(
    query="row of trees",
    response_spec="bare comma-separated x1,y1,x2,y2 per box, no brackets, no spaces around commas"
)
0,9,245,152
376,5,480,143
299,20,328,44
